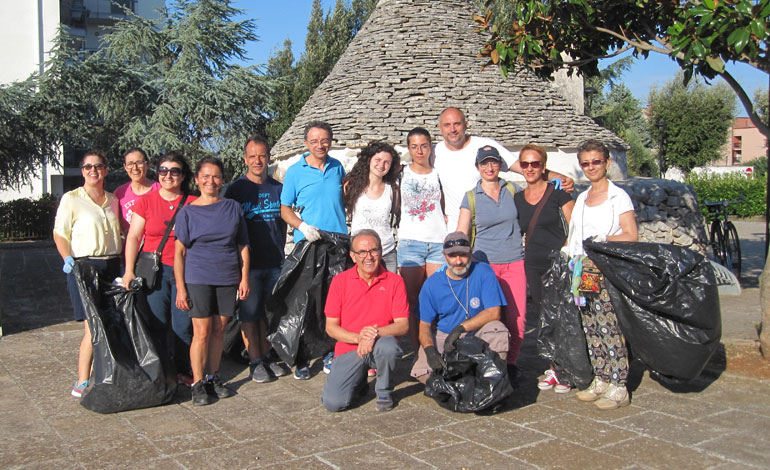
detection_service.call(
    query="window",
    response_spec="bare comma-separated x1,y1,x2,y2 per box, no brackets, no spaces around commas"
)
111,0,134,14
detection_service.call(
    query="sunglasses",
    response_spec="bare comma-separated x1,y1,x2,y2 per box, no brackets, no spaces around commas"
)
519,161,543,169
579,159,606,168
81,163,106,171
443,238,470,250
158,166,182,177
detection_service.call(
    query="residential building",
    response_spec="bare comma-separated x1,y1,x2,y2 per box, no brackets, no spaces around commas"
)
0,0,164,202
720,117,768,166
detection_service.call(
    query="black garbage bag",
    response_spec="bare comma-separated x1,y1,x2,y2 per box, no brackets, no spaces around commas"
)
584,241,722,382
74,262,177,413
424,336,513,413
265,231,350,367
538,253,593,389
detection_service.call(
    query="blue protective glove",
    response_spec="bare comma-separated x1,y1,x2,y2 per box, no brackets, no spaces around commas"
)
550,178,562,190
62,256,75,274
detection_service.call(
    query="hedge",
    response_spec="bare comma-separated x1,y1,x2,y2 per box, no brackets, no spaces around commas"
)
0,194,58,241
685,172,767,218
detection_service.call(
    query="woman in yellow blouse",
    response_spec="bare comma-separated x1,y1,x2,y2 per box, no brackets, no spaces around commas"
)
53,150,122,398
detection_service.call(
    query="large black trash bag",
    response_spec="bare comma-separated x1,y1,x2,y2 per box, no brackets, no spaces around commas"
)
538,253,593,389
584,240,722,382
424,336,513,413
74,262,177,413
265,231,350,367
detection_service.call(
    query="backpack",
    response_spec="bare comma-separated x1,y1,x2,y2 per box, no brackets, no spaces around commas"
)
466,182,516,247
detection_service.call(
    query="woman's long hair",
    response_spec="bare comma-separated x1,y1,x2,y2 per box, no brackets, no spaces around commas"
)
342,142,401,215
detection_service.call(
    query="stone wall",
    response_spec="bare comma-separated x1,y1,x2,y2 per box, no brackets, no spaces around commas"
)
576,178,709,255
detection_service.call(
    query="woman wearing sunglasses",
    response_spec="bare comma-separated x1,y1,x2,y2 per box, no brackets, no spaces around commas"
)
54,150,122,398
122,151,197,384
513,144,574,393
114,148,160,232
568,139,637,409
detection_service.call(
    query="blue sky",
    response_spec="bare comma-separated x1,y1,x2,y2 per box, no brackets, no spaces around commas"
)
233,1,767,115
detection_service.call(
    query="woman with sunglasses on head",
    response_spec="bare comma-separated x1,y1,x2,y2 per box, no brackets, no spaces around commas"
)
174,157,250,406
54,150,122,398
513,144,574,393
568,139,637,409
114,148,160,233
397,127,447,352
456,145,524,382
122,151,197,385
343,141,402,273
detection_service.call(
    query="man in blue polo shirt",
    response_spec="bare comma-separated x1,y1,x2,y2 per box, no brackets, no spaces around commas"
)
410,231,510,384
280,121,347,244
280,120,347,379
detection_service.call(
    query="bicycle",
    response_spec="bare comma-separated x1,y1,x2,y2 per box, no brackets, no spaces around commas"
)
704,198,742,277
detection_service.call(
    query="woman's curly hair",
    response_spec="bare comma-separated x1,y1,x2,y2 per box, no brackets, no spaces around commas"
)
343,141,401,216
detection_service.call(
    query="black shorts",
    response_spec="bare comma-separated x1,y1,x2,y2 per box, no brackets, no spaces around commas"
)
185,284,237,318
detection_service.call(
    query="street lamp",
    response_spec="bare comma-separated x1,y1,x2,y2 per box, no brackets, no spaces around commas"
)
655,120,667,179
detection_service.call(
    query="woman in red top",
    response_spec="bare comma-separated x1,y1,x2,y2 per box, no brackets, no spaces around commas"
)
123,151,196,384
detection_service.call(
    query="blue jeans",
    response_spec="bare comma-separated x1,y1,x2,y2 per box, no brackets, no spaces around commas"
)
144,263,192,371
238,267,281,323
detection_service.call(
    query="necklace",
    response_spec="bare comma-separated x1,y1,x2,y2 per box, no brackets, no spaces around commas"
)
446,271,470,319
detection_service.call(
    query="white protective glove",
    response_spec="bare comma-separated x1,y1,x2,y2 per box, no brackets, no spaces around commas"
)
298,221,321,243
592,234,607,243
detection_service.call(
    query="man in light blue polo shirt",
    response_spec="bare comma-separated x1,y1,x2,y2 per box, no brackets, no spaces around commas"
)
280,121,347,243
279,120,347,379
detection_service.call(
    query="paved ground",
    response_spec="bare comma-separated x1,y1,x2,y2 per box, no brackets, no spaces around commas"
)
0,221,768,469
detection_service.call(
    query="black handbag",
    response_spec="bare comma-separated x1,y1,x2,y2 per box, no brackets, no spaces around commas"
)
134,193,188,289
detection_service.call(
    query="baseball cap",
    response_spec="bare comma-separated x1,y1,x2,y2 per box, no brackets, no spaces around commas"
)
443,231,472,256
475,145,502,165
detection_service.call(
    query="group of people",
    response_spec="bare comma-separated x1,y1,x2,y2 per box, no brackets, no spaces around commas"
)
54,105,638,413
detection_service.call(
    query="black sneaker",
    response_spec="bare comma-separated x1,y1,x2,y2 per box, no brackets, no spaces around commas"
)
249,361,275,383
206,374,234,399
267,359,290,377
507,364,521,390
191,381,213,406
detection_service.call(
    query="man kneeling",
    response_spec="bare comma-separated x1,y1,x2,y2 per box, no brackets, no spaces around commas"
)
322,229,409,412
411,232,510,383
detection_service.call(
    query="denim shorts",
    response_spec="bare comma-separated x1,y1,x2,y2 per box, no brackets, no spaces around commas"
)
238,267,281,323
397,239,445,268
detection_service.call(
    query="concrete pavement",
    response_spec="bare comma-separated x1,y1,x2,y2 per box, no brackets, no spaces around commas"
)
0,222,768,469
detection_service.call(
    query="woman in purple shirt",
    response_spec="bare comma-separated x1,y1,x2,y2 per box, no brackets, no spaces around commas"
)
174,157,250,406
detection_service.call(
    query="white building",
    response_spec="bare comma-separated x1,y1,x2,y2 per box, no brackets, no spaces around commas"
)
0,0,164,202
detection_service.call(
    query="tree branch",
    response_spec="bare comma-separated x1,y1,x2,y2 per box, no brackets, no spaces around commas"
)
719,69,770,138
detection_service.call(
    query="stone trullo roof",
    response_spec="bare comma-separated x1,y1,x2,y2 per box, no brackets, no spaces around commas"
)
271,0,625,160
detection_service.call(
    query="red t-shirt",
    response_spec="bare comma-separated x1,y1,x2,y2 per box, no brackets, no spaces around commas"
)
133,191,197,266
325,266,409,356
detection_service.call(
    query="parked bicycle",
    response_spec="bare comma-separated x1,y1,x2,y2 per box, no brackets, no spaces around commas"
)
704,198,742,277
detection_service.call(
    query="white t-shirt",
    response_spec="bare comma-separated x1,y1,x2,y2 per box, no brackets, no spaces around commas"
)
350,184,396,255
568,180,635,257
433,136,514,230
398,165,447,243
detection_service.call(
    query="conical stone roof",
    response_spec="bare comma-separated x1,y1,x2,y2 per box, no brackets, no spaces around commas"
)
271,0,625,160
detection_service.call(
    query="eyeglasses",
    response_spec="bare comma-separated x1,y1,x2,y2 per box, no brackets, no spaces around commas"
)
579,159,606,168
443,239,470,250
306,139,331,147
158,167,182,177
124,161,147,168
352,248,381,258
81,163,107,171
479,160,501,167
519,160,543,169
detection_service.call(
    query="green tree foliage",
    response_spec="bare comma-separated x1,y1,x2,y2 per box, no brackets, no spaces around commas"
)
756,88,769,125
264,0,378,144
3,0,271,186
648,75,736,173
476,0,770,138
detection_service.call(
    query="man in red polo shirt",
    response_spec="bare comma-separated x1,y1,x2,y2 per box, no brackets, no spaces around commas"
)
321,229,409,412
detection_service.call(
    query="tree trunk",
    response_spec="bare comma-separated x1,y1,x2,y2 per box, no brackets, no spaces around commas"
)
761,253,770,359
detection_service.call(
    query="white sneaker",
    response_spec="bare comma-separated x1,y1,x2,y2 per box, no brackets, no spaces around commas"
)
595,384,630,410
576,376,609,402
